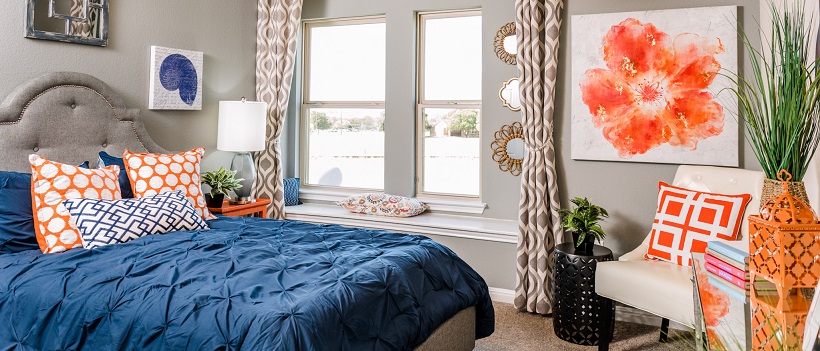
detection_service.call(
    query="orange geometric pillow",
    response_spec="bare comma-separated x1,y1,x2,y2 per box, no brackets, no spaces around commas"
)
29,154,121,254
123,148,215,220
644,181,751,267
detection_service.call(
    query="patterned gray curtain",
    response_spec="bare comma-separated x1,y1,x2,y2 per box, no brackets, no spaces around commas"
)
253,0,303,219
514,0,564,315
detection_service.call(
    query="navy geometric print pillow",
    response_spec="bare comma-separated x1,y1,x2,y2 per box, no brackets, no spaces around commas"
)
283,177,301,206
63,190,209,249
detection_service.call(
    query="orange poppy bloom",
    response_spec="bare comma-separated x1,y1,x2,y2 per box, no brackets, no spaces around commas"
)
580,18,725,157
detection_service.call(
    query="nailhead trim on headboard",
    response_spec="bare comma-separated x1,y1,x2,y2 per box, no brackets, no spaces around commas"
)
4,84,148,151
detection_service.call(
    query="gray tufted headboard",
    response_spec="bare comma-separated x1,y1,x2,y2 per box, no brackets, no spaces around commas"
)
0,72,168,173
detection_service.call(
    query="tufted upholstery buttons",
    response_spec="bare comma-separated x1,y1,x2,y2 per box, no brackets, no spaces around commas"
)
33,146,39,152
102,143,107,148
70,103,76,109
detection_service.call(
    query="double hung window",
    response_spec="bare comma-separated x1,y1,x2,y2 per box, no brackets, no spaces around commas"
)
301,17,386,190
417,10,482,198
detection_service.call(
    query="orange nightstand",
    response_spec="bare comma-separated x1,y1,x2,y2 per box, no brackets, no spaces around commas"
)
208,198,271,218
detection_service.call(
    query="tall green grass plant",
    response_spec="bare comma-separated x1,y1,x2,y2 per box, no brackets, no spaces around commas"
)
725,0,820,181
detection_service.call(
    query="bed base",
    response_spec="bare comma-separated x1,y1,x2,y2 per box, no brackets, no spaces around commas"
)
414,306,476,351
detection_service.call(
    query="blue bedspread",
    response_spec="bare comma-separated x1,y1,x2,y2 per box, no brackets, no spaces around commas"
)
0,217,493,350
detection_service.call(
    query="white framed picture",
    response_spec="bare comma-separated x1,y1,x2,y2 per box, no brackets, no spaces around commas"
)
149,46,203,110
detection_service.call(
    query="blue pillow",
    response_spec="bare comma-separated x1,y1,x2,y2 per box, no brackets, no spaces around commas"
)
63,190,209,249
0,171,39,253
98,151,133,198
284,177,301,206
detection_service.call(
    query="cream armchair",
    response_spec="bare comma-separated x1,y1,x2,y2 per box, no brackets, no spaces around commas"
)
594,165,764,344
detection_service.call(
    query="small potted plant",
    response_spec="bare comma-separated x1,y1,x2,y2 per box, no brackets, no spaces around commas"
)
558,197,609,254
201,167,243,208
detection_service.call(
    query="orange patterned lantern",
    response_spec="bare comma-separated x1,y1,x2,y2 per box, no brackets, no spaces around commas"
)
748,170,820,350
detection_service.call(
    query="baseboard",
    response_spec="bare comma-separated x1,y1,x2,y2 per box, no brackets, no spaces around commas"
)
615,305,689,331
489,287,688,331
488,287,515,304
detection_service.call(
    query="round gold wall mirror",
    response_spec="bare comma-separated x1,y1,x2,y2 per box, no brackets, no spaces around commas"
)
493,22,517,65
499,77,521,111
491,122,526,176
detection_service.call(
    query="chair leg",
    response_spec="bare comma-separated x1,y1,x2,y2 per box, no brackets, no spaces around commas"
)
597,299,614,351
659,318,670,343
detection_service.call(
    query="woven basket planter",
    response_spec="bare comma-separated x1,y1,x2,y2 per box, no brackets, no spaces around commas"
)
761,178,810,208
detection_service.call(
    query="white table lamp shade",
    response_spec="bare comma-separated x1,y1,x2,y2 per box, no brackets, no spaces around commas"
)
217,100,267,152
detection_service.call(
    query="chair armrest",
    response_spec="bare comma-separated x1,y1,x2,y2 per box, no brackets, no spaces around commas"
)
618,232,651,261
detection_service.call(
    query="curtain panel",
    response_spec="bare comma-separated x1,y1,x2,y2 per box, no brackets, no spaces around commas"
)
514,0,564,315
254,0,303,219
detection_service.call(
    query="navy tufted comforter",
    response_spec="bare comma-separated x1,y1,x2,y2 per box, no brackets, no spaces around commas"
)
0,217,494,350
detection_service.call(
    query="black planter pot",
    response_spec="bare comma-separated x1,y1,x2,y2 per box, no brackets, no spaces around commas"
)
571,231,596,254
206,193,225,208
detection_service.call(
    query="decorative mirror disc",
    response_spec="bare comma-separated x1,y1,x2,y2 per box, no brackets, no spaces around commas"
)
491,122,526,176
499,77,521,112
493,22,516,65
506,138,525,160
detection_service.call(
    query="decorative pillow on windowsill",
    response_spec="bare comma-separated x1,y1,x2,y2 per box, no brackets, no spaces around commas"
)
337,193,428,218
284,177,301,206
63,190,209,249
644,181,751,267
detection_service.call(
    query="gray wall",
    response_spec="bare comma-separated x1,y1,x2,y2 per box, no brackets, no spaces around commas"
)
0,1,258,161
294,0,764,291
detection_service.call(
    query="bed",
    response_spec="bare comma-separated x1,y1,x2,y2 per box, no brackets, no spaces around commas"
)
0,72,494,350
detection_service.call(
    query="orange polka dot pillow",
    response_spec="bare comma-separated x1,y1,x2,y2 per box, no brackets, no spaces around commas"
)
644,182,751,267
123,148,215,220
29,154,121,254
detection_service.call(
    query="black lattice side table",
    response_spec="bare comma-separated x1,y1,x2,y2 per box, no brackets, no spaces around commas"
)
553,242,615,350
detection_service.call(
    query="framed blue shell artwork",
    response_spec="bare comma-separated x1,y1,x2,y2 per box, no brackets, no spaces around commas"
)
149,46,203,110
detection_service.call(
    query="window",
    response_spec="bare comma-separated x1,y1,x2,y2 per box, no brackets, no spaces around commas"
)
417,11,482,198
301,17,386,190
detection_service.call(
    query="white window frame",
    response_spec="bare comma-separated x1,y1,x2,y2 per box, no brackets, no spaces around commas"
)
299,16,386,192
415,9,482,200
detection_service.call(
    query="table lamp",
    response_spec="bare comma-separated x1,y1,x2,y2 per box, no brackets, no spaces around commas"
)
217,98,267,204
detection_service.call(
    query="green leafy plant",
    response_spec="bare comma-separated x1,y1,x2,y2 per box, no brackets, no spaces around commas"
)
558,197,609,247
725,0,820,181
201,167,243,197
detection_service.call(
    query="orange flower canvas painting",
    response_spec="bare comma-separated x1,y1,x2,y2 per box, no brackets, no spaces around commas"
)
571,6,738,165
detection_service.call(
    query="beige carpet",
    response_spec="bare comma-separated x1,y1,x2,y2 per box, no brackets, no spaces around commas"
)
475,302,695,351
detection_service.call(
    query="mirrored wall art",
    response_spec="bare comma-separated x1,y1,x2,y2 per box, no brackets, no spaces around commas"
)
499,77,521,112
491,122,525,176
26,0,108,46
493,22,516,65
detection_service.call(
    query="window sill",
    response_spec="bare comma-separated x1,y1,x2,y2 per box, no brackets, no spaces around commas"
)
299,188,488,215
284,203,517,244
